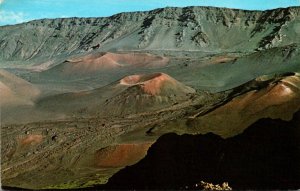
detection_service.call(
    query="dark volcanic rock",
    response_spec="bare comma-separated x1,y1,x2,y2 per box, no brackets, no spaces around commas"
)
104,110,300,190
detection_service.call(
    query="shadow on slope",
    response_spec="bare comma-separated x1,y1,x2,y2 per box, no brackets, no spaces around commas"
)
104,110,300,190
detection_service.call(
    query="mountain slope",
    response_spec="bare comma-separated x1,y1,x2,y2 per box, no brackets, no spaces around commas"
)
40,52,169,78
186,72,300,137
0,69,40,107
1,6,299,62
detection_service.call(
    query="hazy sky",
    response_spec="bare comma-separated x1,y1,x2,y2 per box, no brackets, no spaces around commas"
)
0,0,299,26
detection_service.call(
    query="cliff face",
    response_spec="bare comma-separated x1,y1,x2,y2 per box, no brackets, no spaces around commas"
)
0,6,299,62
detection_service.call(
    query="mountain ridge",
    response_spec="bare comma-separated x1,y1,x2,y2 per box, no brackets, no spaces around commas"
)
3,6,300,27
1,6,299,62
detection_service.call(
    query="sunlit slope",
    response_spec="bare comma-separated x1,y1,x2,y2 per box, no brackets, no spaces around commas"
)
0,69,40,107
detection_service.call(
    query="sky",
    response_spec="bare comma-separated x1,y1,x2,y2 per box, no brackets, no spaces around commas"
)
0,0,299,26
